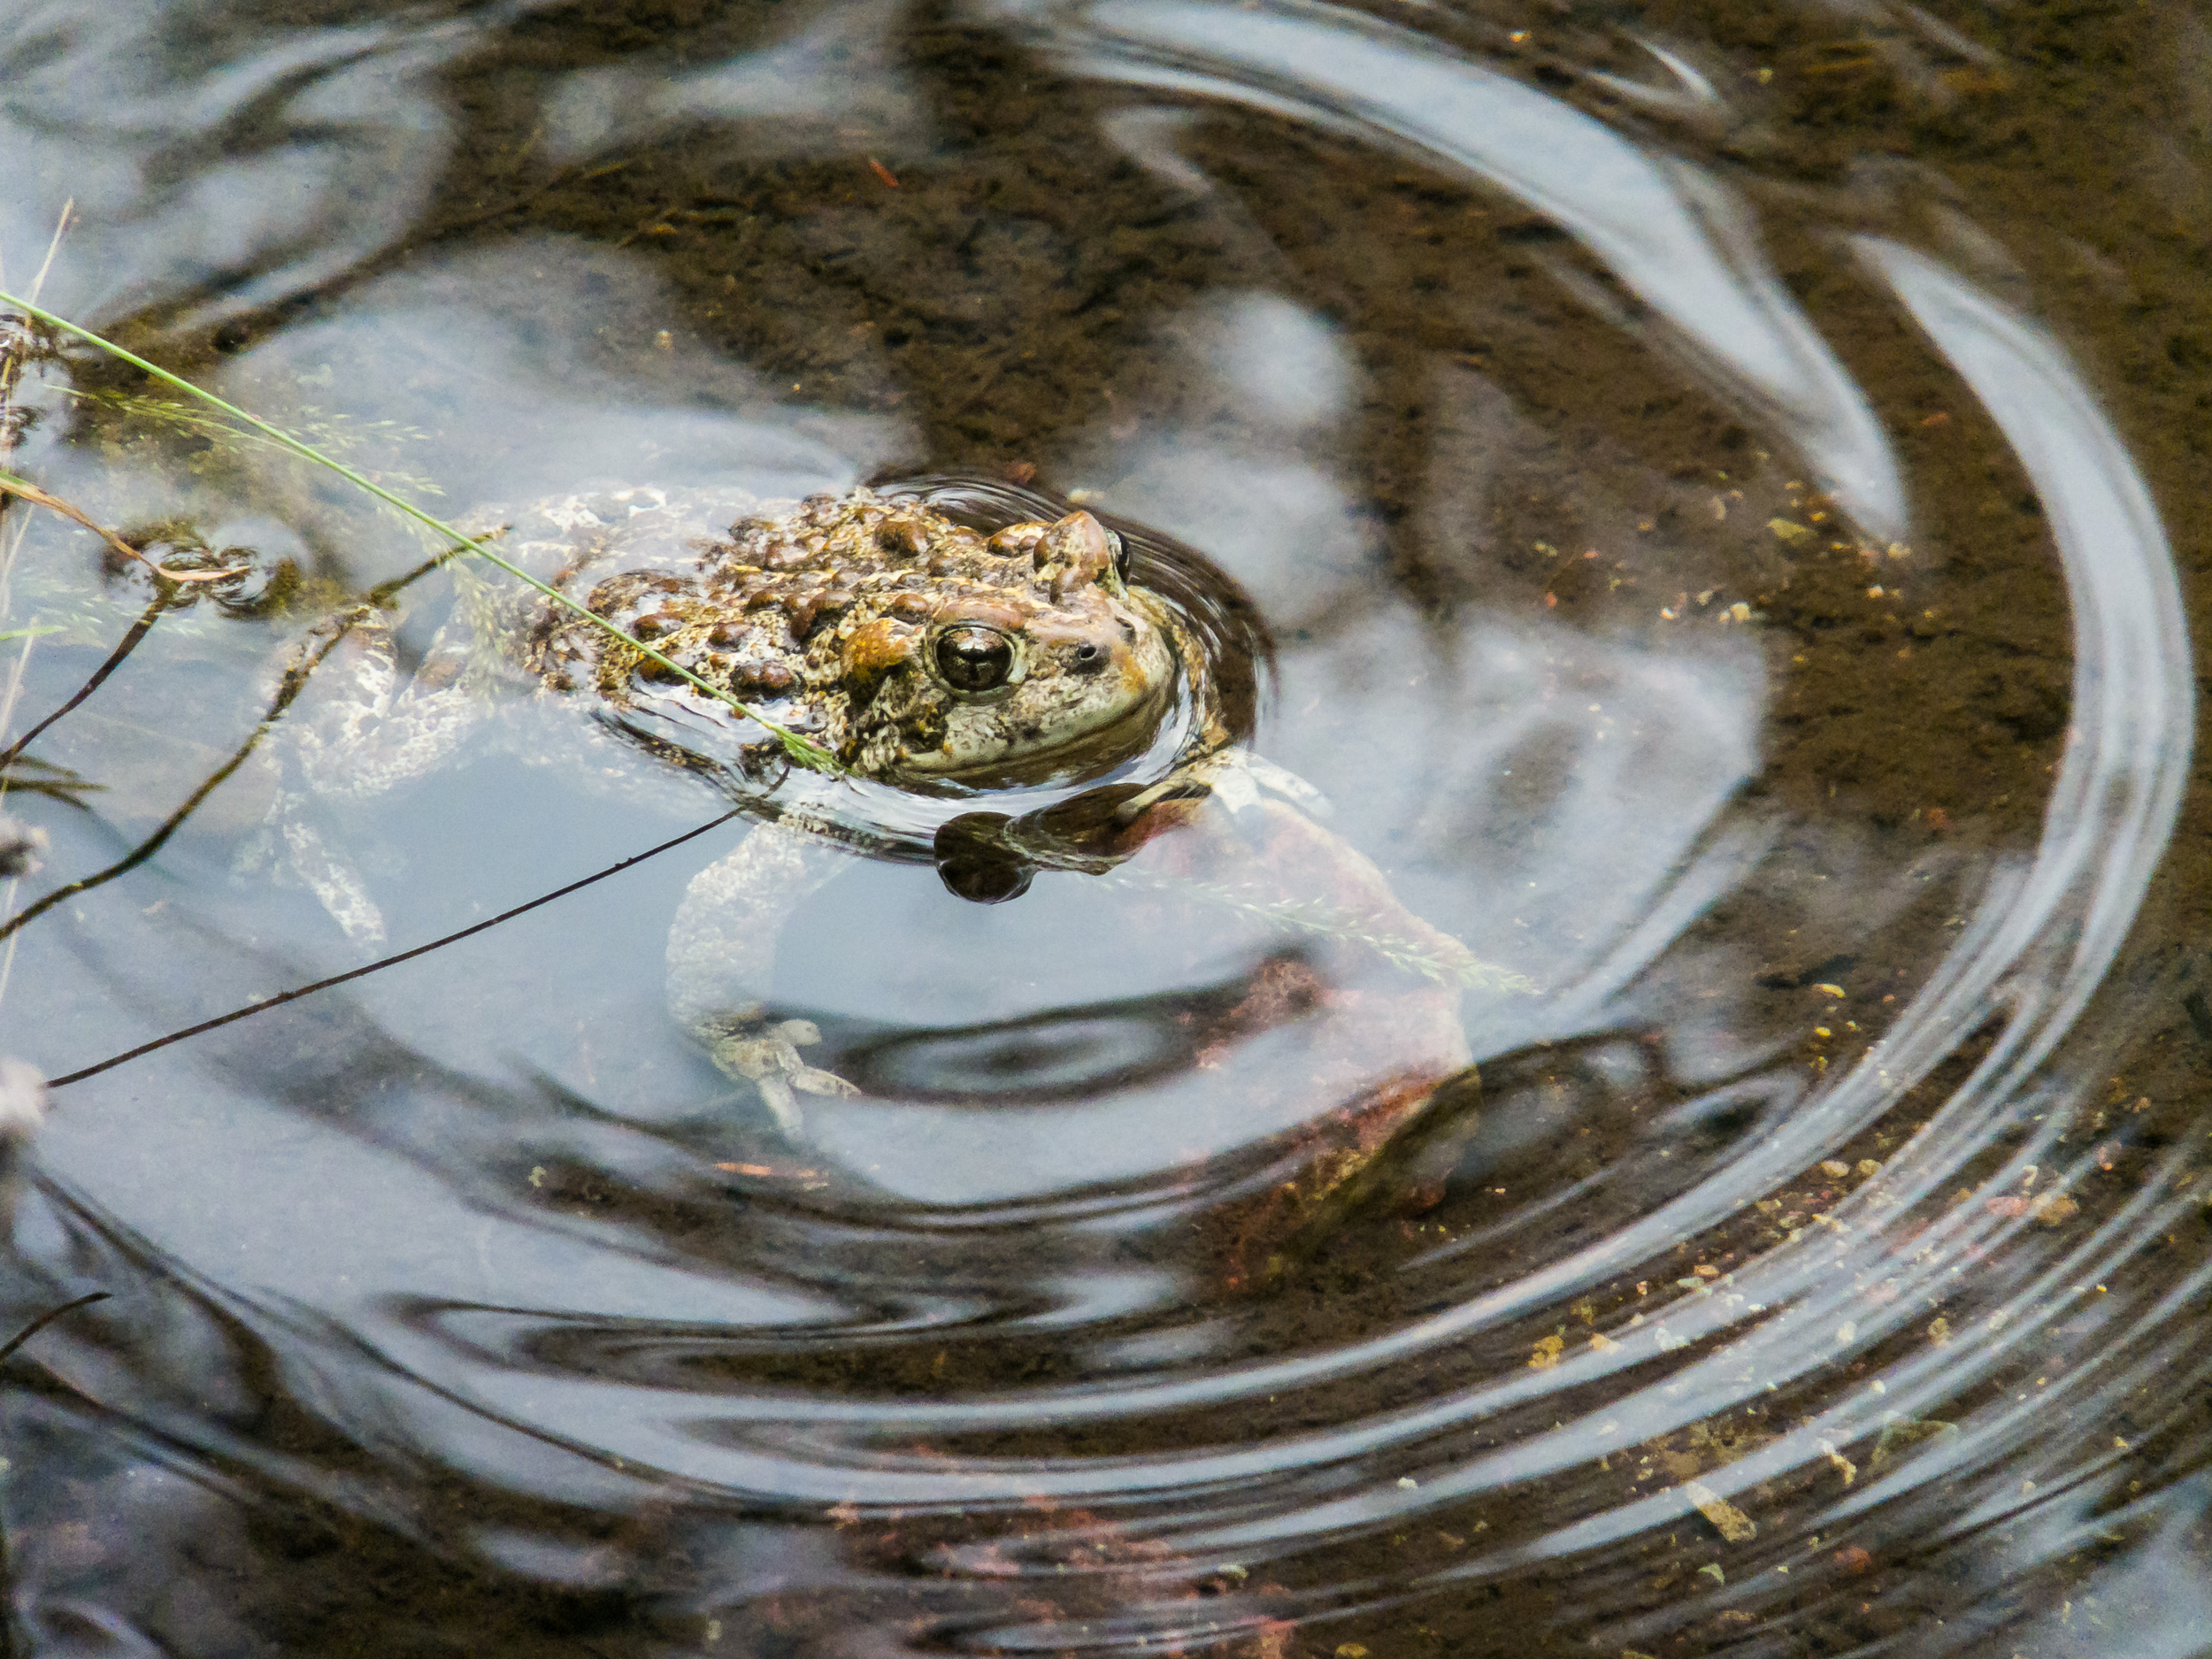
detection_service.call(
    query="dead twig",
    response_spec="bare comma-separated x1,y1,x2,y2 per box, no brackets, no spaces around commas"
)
27,198,75,306
0,472,246,584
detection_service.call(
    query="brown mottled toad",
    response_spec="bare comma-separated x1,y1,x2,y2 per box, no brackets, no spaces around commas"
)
265,482,1486,1146
279,483,1207,814
530,485,1191,783
265,483,1266,1120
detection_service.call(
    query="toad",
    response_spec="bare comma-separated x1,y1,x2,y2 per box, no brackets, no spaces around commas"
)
264,483,1482,1145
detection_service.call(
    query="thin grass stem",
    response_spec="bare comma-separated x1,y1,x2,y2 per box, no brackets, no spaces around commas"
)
0,877,20,1014
27,200,73,307
0,628,32,805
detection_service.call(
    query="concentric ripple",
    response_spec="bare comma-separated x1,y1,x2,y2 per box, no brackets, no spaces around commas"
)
0,0,2203,1654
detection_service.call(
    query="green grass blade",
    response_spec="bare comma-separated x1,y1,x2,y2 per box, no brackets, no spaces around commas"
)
0,289,839,774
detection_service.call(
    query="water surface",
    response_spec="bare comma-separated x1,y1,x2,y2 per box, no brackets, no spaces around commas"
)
1,0,2208,1654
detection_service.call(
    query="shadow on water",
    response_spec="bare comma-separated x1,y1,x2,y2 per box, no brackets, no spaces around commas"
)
0,0,2209,1653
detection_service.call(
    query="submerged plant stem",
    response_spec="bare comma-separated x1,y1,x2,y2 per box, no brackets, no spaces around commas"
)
0,595,165,771
0,611,355,946
0,1290,110,1367
0,289,838,774
43,809,746,1088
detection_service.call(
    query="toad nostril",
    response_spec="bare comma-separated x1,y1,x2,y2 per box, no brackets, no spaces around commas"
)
1073,642,1102,669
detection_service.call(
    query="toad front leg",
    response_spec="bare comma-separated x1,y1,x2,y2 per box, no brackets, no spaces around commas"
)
257,603,493,946
664,817,861,1135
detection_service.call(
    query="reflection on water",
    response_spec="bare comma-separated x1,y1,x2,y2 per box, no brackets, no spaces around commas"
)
1017,0,1910,537
2,0,2209,1653
0,1,470,330
546,0,931,165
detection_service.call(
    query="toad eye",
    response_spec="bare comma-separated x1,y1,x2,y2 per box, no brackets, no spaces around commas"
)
935,626,1017,693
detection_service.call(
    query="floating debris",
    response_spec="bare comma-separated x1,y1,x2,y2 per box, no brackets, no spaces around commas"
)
2031,1192,2080,1226
1870,1419,1961,1471
1684,1480,1757,1543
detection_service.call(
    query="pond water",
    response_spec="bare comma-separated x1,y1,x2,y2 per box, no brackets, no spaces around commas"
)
1,0,2208,1653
